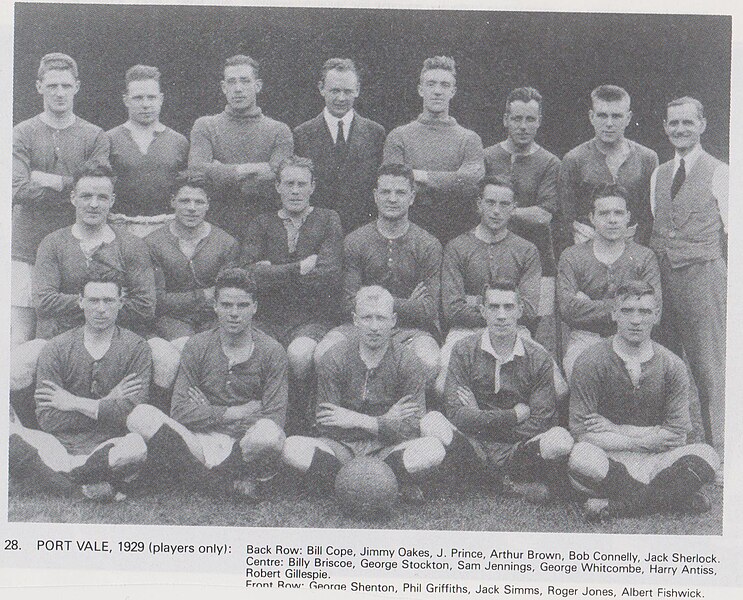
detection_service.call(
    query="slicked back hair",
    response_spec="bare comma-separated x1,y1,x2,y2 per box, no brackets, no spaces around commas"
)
482,279,521,303
479,174,514,197
223,55,260,79
667,96,705,120
376,163,415,190
37,53,78,80
591,182,629,210
72,162,115,189
215,267,257,300
319,58,359,86
505,87,543,114
591,84,630,106
277,155,315,183
614,280,657,305
125,65,161,89
420,56,456,82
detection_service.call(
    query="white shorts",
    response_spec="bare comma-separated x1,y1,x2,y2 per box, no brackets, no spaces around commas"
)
193,431,237,469
11,260,33,308
608,444,719,484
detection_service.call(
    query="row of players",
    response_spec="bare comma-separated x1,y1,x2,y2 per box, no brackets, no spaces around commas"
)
10,269,719,521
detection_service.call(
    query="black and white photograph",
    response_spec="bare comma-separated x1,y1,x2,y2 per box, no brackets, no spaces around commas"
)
3,1,741,597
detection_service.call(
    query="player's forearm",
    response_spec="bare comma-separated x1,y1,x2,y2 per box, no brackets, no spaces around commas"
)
512,206,553,226
577,431,648,452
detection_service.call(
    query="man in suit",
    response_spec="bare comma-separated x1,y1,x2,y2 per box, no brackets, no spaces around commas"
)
293,58,386,234
649,96,728,455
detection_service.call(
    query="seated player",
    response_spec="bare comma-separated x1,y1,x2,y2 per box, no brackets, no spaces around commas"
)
242,156,343,381
168,267,288,501
316,163,441,383
282,286,446,503
33,162,156,340
12,277,178,500
438,175,543,395
429,281,573,502
557,184,661,379
568,281,719,520
146,171,239,343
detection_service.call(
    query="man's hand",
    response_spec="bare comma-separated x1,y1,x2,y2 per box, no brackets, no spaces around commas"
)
223,401,262,422
382,395,420,422
583,412,617,433
641,427,686,452
513,403,531,424
31,170,64,192
316,403,365,429
202,287,216,302
409,282,429,301
456,386,478,407
574,291,591,301
35,381,81,412
300,254,318,275
104,373,144,403
188,386,210,407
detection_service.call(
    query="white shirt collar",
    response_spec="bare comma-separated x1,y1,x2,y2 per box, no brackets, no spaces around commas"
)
480,331,525,364
323,107,354,142
674,143,703,173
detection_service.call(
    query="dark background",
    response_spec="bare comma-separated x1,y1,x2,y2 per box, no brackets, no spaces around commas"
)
13,4,731,162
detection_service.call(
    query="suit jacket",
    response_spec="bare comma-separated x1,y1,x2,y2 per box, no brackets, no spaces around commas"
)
294,112,385,234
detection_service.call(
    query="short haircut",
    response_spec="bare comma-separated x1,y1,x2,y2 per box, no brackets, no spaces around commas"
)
215,267,257,299
277,155,315,183
319,58,359,85
505,87,543,114
37,53,78,80
173,170,210,198
376,163,415,189
223,54,260,79
125,65,161,89
420,56,456,81
667,96,705,120
355,285,394,313
482,279,521,302
72,162,115,189
591,183,629,210
80,274,123,296
479,174,514,197
591,85,630,106
614,280,657,304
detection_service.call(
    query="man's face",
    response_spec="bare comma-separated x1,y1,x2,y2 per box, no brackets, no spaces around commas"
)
478,184,514,233
504,100,541,149
172,186,209,229
418,68,456,116
124,78,163,126
480,288,522,338
589,98,632,145
36,69,79,115
221,64,262,112
374,175,415,220
664,103,706,153
79,281,123,331
354,296,396,350
590,195,630,242
71,176,115,227
612,293,659,346
319,69,359,118
214,287,256,335
276,166,315,215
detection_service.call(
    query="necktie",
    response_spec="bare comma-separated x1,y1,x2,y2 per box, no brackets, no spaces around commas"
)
335,120,347,154
671,158,685,199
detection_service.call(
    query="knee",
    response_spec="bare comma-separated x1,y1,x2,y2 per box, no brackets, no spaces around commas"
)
241,419,286,456
126,404,169,439
149,337,181,388
281,436,319,471
403,437,447,473
10,339,48,391
314,332,345,363
288,337,317,376
170,336,190,353
412,337,440,373
568,441,608,480
109,433,148,470
420,411,454,445
538,427,574,460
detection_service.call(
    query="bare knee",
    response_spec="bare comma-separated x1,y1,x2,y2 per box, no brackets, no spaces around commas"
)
109,433,148,470
569,441,608,480
282,436,326,471
241,419,286,457
411,336,440,374
420,411,454,445
403,437,446,473
314,331,346,363
126,404,170,440
538,427,574,460
10,338,48,391
288,337,317,378
148,337,181,388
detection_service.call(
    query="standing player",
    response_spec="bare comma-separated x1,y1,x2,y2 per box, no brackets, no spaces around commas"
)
282,286,446,503
293,58,386,233
432,281,574,501
649,97,728,452
169,268,288,501
145,171,240,342
484,87,561,320
316,164,441,384
383,56,485,243
188,55,293,241
558,85,657,249
108,65,189,236
568,281,719,519
12,53,110,346
557,184,660,379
